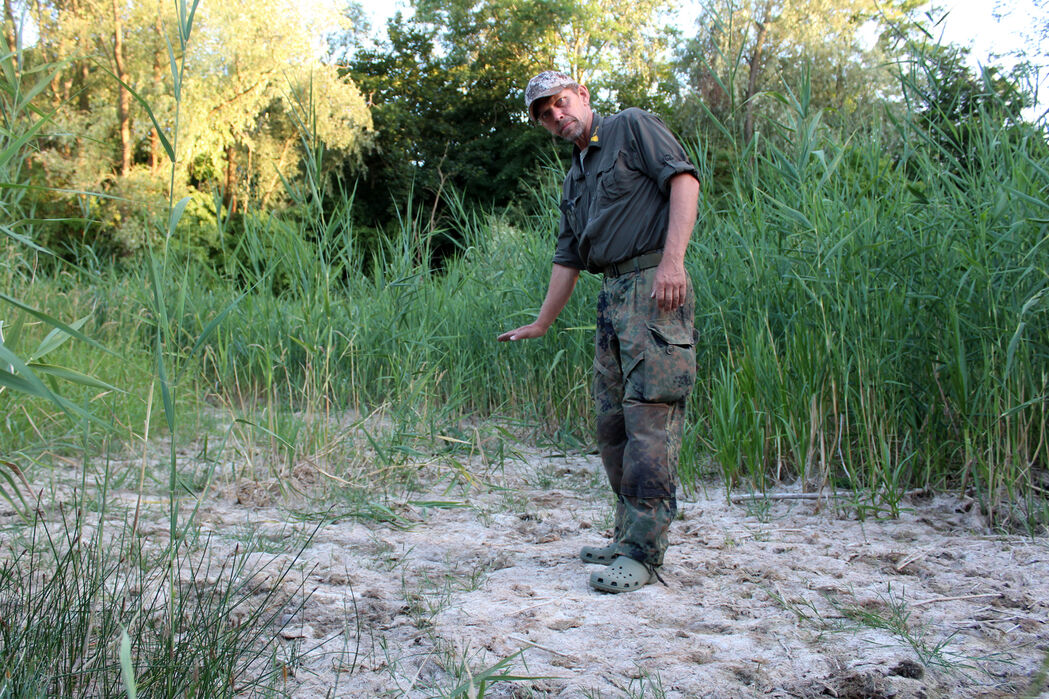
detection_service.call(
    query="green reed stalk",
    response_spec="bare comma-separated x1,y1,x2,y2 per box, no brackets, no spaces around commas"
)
684,56,1047,523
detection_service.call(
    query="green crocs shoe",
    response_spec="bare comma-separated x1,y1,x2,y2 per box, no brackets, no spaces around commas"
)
589,556,654,593
579,543,618,564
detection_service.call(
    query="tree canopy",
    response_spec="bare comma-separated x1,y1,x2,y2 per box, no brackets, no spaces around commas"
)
672,0,922,142
340,0,675,232
17,0,371,254
4,0,1041,262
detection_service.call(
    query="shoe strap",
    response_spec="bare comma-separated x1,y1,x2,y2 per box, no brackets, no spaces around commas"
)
646,563,668,587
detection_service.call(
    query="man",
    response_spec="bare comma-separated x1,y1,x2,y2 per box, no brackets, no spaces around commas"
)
498,71,700,593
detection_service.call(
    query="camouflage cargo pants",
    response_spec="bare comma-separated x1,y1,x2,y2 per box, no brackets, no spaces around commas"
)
593,265,696,567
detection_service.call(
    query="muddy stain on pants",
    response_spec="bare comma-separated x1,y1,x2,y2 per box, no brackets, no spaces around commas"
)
593,265,696,567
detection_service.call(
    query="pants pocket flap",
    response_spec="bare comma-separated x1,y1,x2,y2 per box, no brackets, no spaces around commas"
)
646,321,694,348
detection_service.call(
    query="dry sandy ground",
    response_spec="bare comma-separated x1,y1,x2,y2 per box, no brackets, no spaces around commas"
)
177,445,1049,698
12,441,1049,698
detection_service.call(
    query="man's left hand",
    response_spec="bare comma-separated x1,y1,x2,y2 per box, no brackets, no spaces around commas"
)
652,259,688,312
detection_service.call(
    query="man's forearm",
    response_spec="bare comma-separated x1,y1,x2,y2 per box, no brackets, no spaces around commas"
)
663,173,700,265
535,263,580,330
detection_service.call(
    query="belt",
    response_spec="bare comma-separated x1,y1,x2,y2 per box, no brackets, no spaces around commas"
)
602,251,663,278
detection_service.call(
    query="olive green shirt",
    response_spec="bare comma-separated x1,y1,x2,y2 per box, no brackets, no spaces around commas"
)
553,108,698,273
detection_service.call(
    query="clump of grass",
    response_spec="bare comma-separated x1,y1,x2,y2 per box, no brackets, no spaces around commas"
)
436,646,538,698
0,499,313,696
768,582,1007,674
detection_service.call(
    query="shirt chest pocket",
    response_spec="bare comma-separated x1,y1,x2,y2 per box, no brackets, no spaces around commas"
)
596,152,641,204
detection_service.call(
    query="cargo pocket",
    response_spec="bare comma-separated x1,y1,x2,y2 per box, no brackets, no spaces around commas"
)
640,321,696,403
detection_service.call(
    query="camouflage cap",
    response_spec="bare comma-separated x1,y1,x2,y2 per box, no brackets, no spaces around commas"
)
524,70,578,120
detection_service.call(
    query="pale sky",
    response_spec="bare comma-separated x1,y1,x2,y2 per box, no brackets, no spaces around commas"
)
929,0,1041,64
921,0,1046,117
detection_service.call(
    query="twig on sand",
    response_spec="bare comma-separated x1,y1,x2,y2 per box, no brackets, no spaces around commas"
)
895,548,930,572
508,634,573,658
401,647,437,695
730,488,928,503
911,592,1000,608
730,491,848,503
508,596,571,616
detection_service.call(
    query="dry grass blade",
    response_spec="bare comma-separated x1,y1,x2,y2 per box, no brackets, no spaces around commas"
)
0,458,33,520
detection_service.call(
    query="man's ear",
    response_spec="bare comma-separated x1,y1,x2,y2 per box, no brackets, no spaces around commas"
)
578,84,590,106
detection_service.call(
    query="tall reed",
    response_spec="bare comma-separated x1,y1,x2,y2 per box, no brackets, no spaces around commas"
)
686,66,1048,525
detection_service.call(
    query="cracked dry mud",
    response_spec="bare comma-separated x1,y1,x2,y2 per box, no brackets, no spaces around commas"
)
199,446,1048,698
16,443,1049,697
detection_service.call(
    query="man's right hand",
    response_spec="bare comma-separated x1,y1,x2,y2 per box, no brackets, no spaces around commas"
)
497,323,548,342
497,264,580,343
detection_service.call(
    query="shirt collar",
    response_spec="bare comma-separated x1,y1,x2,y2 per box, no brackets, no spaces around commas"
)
587,112,603,148
571,111,602,179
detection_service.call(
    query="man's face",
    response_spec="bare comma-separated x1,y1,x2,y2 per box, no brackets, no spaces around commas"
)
533,86,592,147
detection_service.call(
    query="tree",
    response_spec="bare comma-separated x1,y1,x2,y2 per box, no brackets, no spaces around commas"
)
551,0,676,113
994,0,1049,120
178,0,371,213
341,0,675,236
673,0,919,142
21,0,181,254
16,0,372,256
3,0,16,54
22,0,160,181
